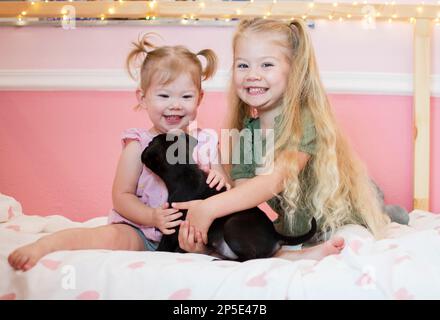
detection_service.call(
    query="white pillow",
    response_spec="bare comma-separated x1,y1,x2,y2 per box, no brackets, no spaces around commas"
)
0,193,23,223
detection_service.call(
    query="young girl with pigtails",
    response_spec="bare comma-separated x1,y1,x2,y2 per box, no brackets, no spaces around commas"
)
8,34,230,271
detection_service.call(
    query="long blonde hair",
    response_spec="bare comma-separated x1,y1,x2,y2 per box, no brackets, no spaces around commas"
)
126,33,217,109
228,18,389,238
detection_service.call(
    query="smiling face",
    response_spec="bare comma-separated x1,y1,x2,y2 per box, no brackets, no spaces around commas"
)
233,32,291,113
138,72,202,134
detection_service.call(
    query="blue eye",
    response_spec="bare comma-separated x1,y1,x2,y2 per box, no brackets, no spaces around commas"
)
237,63,248,69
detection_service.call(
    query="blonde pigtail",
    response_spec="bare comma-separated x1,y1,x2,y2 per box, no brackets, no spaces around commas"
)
197,49,218,81
126,33,158,81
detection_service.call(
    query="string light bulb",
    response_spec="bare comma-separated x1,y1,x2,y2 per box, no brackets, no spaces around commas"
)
5,1,440,27
17,15,25,26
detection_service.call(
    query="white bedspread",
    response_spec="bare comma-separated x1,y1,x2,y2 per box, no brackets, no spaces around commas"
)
1,193,440,300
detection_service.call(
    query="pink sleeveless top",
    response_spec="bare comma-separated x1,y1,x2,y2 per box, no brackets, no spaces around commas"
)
107,128,219,242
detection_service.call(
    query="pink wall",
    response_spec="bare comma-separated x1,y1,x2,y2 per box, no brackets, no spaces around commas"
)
0,22,417,73
0,26,234,70
329,94,414,212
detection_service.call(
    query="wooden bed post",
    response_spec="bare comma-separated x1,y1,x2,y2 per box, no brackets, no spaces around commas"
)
413,19,432,211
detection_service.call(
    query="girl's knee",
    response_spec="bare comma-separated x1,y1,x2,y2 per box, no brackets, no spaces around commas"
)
103,224,144,251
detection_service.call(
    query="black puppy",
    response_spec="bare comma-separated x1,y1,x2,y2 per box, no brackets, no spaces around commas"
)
141,133,316,261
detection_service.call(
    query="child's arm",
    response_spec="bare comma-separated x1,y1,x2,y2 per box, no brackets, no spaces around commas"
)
112,140,183,234
198,141,232,191
205,163,232,191
173,150,310,244
233,178,249,187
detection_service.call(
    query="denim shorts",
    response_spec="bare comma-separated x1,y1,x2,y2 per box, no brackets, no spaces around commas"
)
117,223,159,251
132,226,160,251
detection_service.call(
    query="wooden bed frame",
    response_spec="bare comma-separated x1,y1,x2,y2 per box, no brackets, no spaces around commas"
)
0,0,437,210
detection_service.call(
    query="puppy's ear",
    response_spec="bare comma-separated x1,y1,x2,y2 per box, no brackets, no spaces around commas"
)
141,134,167,173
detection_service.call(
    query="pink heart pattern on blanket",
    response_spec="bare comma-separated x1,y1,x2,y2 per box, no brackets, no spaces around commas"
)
40,259,61,270
127,261,145,269
8,207,14,220
0,293,16,300
169,288,191,300
356,273,375,288
76,290,100,300
394,255,412,265
246,272,267,287
349,240,363,254
301,266,316,276
6,225,20,232
394,288,414,300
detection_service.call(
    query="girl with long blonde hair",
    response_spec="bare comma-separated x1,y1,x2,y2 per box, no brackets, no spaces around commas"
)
173,18,392,261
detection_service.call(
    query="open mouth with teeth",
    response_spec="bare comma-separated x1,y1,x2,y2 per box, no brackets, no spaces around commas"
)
246,87,268,95
164,115,184,125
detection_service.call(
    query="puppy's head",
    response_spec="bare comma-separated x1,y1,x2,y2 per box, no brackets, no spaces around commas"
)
141,132,198,177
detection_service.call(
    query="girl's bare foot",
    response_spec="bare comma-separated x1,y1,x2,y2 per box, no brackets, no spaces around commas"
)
8,224,146,272
275,236,345,262
8,240,52,271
